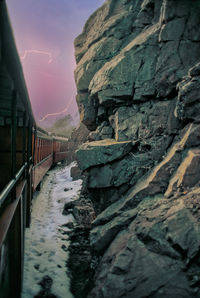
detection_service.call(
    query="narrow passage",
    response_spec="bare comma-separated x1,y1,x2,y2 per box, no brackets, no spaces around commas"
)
22,162,82,298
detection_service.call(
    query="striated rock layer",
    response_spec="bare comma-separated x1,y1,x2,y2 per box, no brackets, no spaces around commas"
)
72,0,200,297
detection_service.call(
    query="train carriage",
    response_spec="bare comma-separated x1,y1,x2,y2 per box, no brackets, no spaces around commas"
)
32,129,68,191
32,128,53,191
0,2,69,297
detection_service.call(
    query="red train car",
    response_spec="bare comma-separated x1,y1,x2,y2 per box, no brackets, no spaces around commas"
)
32,128,53,191
53,135,69,164
0,3,70,297
32,128,68,191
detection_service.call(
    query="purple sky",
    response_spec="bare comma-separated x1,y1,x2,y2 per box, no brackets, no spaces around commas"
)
6,0,104,125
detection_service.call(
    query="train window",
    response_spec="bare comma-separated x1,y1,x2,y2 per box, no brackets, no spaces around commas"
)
18,117,23,127
0,117,4,126
5,118,11,125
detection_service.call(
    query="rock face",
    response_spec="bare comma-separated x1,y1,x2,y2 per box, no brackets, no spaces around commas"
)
72,0,200,297
65,122,89,164
89,192,200,298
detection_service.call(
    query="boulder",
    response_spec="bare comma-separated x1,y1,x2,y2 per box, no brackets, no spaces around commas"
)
70,166,82,181
76,139,132,170
87,153,152,188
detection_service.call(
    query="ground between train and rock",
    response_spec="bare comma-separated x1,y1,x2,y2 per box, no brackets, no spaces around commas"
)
22,162,82,298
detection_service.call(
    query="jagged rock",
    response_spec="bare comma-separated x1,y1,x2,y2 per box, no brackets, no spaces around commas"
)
87,153,152,188
89,23,160,100
88,122,114,141
66,123,89,163
70,0,200,297
89,194,200,298
76,139,132,170
74,0,200,130
175,68,200,122
113,100,178,142
181,124,200,149
165,149,200,197
88,123,198,233
189,62,200,77
73,205,96,228
75,37,123,92
76,93,98,129
90,209,137,253
164,208,200,260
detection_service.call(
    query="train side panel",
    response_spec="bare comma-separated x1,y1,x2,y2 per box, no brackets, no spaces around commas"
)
32,135,53,191
53,138,69,164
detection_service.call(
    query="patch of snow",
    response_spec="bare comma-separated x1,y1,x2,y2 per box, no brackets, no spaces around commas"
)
22,162,82,298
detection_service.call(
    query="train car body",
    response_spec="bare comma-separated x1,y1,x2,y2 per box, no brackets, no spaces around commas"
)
32,129,68,191
53,136,69,164
0,2,70,297
32,128,53,191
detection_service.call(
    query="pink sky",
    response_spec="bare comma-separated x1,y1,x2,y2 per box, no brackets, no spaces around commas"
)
6,0,104,126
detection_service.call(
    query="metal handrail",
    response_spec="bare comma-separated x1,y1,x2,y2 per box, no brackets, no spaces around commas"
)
0,163,27,208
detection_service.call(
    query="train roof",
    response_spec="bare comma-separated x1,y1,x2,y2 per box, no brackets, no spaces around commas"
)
0,1,35,126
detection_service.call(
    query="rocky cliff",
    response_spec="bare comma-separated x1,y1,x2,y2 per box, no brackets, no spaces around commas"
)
72,0,200,297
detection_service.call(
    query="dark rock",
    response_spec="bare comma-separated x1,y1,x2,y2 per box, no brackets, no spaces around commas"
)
90,209,137,254
62,222,74,229
61,244,68,252
65,123,89,164
89,194,200,298
64,187,72,192
76,139,132,170
165,149,200,197
70,166,82,181
34,264,40,271
176,76,200,122
38,276,53,290
189,62,200,77
62,201,77,215
67,224,94,298
34,276,57,298
73,205,95,228
87,153,152,188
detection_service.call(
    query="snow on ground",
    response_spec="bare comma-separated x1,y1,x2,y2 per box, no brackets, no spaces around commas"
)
22,162,82,298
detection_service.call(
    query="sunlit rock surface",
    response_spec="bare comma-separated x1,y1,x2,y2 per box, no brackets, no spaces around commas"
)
72,0,200,297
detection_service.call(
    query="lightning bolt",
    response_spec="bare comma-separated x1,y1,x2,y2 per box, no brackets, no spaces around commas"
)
20,50,53,63
39,97,74,122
